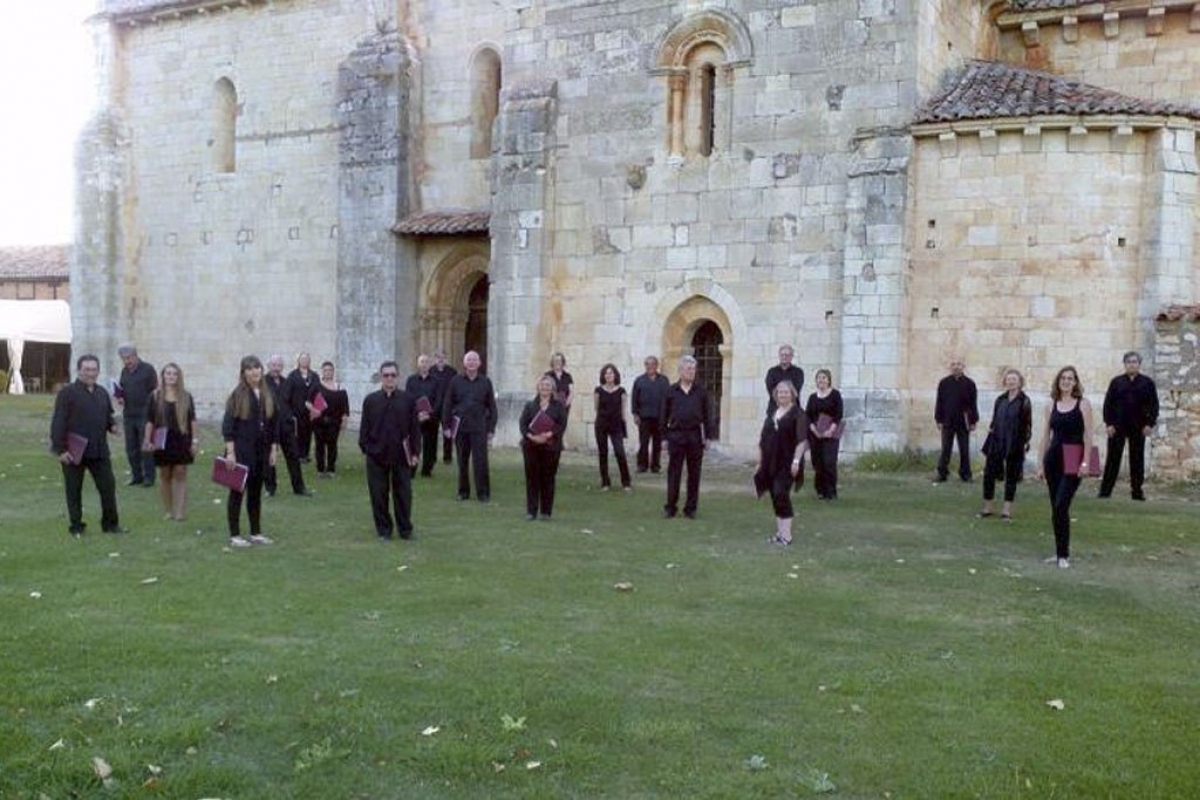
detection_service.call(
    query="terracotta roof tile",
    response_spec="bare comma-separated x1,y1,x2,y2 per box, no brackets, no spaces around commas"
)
915,60,1200,124
0,245,70,280
393,210,490,236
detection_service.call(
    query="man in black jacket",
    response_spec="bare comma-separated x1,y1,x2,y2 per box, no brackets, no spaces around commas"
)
264,354,312,497
405,354,442,477
442,350,496,502
50,354,121,536
661,355,715,519
934,357,979,483
117,344,157,486
764,344,804,417
1099,351,1159,501
359,361,420,539
431,350,457,464
631,355,670,473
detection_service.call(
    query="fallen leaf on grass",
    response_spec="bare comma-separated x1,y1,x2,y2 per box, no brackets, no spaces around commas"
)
29,591,42,599
968,568,977,575
665,563,677,569
92,756,114,787
501,715,526,732
744,754,769,770
396,565,409,572
139,577,159,585
421,726,440,736
895,558,906,564
491,761,506,773
108,552,120,558
850,703,865,714
786,573,799,579
265,675,278,684
47,738,65,751
525,760,542,770
83,698,102,710
613,581,634,592
1045,699,1065,711
146,764,162,775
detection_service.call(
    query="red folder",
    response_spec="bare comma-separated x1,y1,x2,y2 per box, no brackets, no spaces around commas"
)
415,395,433,415
211,457,249,493
1062,445,1100,478
443,415,461,440
311,392,328,413
815,414,845,440
66,433,89,464
529,409,555,436
152,427,168,451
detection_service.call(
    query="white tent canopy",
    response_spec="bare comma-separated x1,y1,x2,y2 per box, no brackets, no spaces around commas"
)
0,299,72,394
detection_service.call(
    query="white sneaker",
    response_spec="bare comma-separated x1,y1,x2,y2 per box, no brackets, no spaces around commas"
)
1057,558,1070,569
229,536,252,548
250,534,274,545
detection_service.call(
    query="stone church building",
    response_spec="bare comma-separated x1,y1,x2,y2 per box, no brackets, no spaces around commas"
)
74,0,1200,470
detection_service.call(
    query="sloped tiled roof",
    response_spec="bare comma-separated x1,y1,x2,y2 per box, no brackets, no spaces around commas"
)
393,210,490,236
916,61,1200,124
1006,0,1090,10
0,245,70,280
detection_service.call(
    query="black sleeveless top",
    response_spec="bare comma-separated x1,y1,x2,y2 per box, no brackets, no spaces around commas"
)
1049,399,1084,447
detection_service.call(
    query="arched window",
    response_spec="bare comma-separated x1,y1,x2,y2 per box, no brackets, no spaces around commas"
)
212,78,237,173
654,10,753,160
691,321,724,438
470,48,502,159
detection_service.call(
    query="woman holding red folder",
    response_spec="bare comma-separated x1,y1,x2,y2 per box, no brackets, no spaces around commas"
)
519,376,567,520
1035,366,1095,569
309,361,350,478
805,369,843,500
142,362,197,521
221,355,280,548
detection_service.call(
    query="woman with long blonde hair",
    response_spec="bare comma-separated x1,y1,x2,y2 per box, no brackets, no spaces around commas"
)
221,355,279,547
141,362,197,521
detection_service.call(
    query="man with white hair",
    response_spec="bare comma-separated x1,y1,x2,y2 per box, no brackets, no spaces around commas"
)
441,350,497,502
661,355,715,519
264,354,312,497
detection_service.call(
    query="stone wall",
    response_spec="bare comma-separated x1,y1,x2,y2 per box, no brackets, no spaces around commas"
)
1152,306,1200,480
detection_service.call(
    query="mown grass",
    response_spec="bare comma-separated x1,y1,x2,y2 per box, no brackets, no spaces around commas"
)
1,394,1197,799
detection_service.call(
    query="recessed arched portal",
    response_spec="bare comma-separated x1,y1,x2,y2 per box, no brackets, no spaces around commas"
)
661,295,733,441
421,243,489,364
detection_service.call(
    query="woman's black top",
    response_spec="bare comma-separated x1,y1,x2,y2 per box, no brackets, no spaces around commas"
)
518,398,567,453
311,382,350,430
594,386,627,437
222,388,278,468
988,391,1032,461
544,370,574,405
758,404,808,481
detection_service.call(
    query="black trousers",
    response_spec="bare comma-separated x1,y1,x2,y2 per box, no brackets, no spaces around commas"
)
296,413,314,460
265,420,306,495
768,471,794,519
123,412,155,484
417,418,440,476
982,452,1023,503
664,431,704,516
1044,449,1081,559
366,456,413,537
937,425,972,481
636,417,663,471
1100,429,1146,497
595,426,631,488
314,424,341,473
442,426,454,463
456,430,490,500
227,463,265,538
522,443,559,516
62,457,119,533
811,437,840,498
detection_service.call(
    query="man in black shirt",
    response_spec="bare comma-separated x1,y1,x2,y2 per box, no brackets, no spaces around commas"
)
286,352,319,462
632,355,670,473
661,355,715,519
765,344,804,416
1099,351,1159,501
50,354,121,536
934,357,979,483
359,361,420,539
442,350,497,502
431,350,457,465
264,354,312,497
405,354,442,477
117,344,157,486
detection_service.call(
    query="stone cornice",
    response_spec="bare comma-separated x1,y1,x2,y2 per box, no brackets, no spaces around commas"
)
996,0,1198,30
911,114,1199,138
99,0,270,26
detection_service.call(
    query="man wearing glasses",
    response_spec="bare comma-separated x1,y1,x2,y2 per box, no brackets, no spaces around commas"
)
359,361,420,540
50,354,122,536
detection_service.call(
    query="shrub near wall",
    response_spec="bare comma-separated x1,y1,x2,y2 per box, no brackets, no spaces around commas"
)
1153,306,1200,481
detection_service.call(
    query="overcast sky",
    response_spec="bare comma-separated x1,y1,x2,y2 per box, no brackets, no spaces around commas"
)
0,0,95,246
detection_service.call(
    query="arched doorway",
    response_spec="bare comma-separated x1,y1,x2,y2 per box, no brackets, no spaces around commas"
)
465,275,489,371
691,321,723,439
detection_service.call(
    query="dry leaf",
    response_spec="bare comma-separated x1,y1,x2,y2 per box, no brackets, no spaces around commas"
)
92,756,114,787
29,591,42,599
83,698,102,710
491,761,506,772
47,738,65,751
146,764,162,775
850,703,865,713
139,577,159,585
397,565,409,572
265,675,278,684
108,552,120,558
968,568,977,575
1045,699,1065,711
525,760,542,770
421,725,440,736
786,573,799,579
613,581,634,592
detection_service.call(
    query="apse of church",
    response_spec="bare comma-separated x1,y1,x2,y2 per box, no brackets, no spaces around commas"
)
75,1,1200,475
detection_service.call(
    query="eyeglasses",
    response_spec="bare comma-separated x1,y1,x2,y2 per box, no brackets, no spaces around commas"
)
381,372,398,378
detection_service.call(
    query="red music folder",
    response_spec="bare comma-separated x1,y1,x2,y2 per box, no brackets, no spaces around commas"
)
415,395,434,416
528,409,555,436
211,457,249,493
1062,445,1100,477
66,433,89,464
311,392,328,413
815,413,845,440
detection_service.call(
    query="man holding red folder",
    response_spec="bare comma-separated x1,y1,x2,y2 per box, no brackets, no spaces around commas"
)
359,361,420,540
406,354,442,477
50,354,122,536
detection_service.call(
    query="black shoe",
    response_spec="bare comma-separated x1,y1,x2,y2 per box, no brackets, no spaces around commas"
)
294,488,314,496
539,513,552,521
126,479,143,487
399,530,414,540
961,477,973,483
421,471,433,478
1097,491,1111,499
457,493,470,501
932,476,947,484
378,531,393,541
103,526,127,534
478,495,490,504
683,510,696,520
69,526,86,538
265,488,276,497
1132,493,1146,501
650,467,661,474
662,509,676,519
526,513,537,521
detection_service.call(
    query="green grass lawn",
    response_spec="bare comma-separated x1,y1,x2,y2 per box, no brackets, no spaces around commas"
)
1,394,1197,799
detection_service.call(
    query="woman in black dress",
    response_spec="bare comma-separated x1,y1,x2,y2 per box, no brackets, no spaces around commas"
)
310,360,350,478
757,380,810,545
544,352,574,430
222,355,279,548
593,363,631,491
1035,366,1095,569
978,369,1032,521
141,362,197,521
519,376,567,520
804,368,844,500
